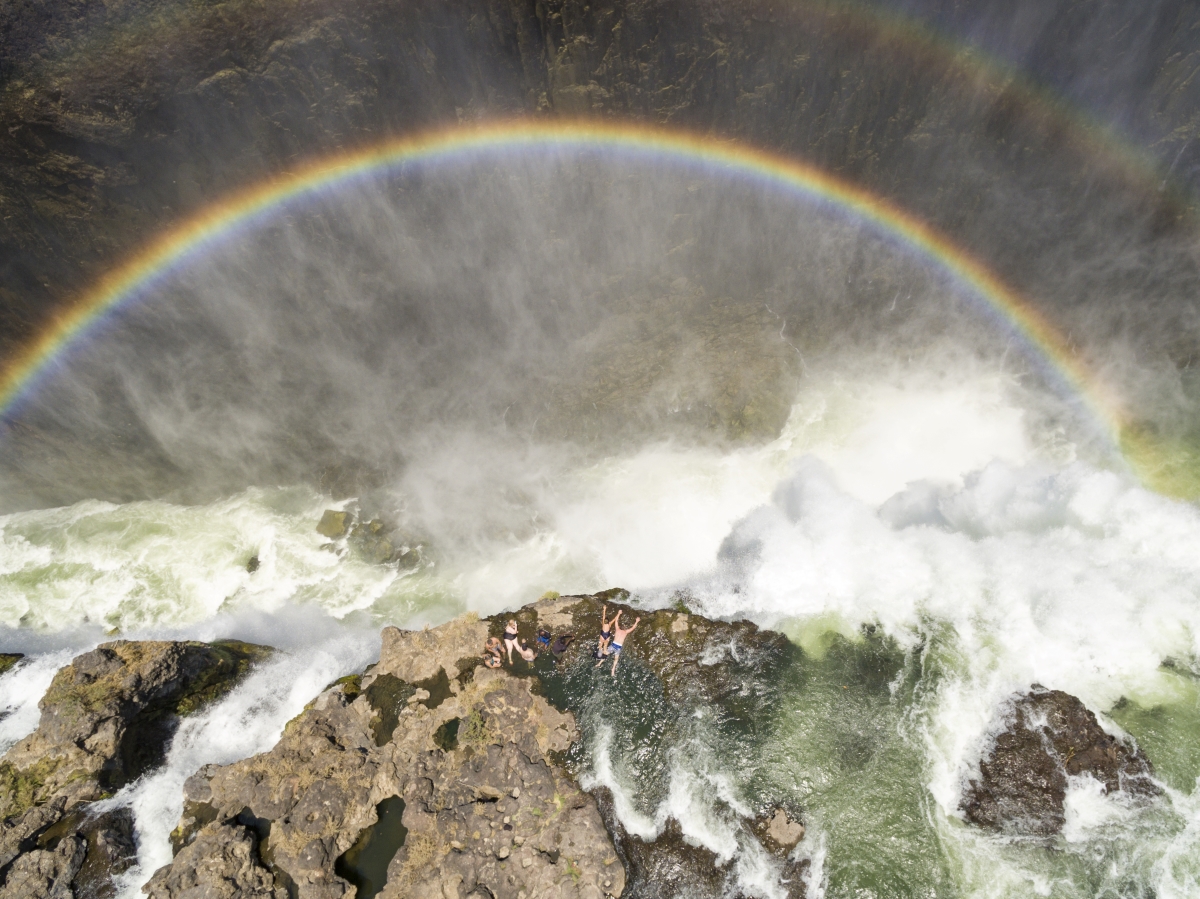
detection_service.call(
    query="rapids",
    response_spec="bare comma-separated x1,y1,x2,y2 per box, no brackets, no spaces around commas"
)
2,376,1198,897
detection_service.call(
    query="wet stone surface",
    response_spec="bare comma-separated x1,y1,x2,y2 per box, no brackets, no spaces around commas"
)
962,686,1159,836
482,593,808,899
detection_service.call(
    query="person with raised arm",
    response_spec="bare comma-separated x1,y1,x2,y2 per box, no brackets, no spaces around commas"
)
594,603,620,665
606,611,640,677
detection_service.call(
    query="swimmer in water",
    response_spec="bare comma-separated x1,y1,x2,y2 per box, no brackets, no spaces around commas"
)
593,603,620,665
607,611,640,677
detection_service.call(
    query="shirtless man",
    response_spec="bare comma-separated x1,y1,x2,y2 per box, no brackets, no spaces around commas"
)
606,611,640,677
483,636,503,669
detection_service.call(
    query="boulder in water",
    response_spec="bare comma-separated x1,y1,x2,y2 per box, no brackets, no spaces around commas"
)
961,686,1158,836
755,807,805,853
0,654,23,677
315,509,350,539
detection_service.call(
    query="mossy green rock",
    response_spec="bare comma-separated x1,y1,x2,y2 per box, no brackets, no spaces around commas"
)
316,509,350,539
4,639,273,818
0,653,23,676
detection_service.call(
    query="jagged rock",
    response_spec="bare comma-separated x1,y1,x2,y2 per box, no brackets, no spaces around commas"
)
0,640,271,897
152,614,624,899
0,656,22,677
347,520,393,565
592,789,730,899
0,832,84,899
754,808,804,853
143,822,285,899
961,687,1158,836
594,789,809,899
72,808,139,899
315,510,350,540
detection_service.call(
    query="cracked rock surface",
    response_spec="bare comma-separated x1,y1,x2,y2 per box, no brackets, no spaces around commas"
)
149,615,625,899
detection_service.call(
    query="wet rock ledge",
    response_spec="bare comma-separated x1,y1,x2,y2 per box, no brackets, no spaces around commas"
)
144,591,811,899
0,639,270,899
150,611,622,899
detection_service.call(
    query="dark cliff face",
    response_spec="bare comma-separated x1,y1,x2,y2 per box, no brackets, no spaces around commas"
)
5,0,1200,508
3,0,1200,354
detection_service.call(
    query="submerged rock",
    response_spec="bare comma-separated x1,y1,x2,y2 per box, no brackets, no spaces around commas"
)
961,686,1158,836
348,519,394,566
0,655,22,677
150,615,624,899
314,509,427,568
0,639,271,897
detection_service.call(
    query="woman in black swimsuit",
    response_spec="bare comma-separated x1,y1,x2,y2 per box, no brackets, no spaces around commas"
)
594,603,620,664
502,619,521,664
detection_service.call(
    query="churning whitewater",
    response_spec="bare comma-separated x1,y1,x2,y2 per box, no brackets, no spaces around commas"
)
2,377,1198,897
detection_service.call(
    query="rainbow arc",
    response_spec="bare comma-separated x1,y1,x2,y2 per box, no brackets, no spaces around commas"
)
0,119,1126,456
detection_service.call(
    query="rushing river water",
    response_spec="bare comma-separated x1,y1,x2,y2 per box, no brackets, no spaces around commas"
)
2,371,1198,898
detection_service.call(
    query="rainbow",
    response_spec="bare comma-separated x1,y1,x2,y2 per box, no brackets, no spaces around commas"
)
0,117,1126,447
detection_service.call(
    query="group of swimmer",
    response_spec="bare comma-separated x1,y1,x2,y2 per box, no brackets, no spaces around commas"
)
481,602,640,677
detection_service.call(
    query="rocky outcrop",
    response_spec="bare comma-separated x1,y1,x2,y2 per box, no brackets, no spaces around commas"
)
315,510,426,568
480,592,807,898
961,686,1158,836
149,613,624,899
149,592,809,899
0,639,270,898
484,590,795,731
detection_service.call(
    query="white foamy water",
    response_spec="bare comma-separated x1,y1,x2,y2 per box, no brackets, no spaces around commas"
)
2,372,1197,897
102,632,377,898
0,649,76,752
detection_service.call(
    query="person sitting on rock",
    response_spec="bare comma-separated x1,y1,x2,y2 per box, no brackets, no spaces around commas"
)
606,611,641,677
502,619,521,664
551,633,575,659
536,629,552,652
483,636,503,669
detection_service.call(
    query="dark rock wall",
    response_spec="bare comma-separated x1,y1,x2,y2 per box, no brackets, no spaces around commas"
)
0,0,547,347
4,0,1200,380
